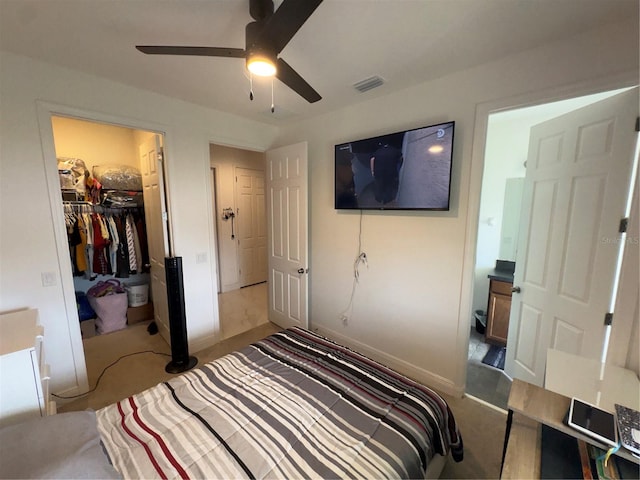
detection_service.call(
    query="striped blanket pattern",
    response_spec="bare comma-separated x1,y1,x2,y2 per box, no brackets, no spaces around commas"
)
97,328,463,479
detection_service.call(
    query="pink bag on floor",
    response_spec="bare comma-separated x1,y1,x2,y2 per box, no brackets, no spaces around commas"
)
87,280,128,334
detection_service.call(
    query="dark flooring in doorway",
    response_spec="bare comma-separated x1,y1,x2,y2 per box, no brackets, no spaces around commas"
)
466,327,511,410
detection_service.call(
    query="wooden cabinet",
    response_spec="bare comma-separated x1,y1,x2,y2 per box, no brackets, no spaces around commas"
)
486,279,512,346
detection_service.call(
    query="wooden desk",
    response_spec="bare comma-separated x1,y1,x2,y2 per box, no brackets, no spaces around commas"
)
501,379,639,479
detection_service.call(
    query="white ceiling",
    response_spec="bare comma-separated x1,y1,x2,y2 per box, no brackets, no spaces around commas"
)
1,0,637,125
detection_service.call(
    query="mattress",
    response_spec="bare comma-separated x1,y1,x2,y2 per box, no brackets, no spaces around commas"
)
97,327,463,479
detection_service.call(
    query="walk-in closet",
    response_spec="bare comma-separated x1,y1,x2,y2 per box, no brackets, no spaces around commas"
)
52,116,166,346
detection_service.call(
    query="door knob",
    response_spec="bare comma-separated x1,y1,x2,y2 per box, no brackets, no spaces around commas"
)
297,268,308,274
511,286,521,293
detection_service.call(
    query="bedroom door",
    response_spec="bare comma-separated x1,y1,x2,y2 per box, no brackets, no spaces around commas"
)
266,142,309,329
504,88,638,386
236,167,267,287
140,134,171,344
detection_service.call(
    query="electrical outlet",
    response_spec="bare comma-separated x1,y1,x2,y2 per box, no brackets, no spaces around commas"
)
196,252,207,264
340,314,349,326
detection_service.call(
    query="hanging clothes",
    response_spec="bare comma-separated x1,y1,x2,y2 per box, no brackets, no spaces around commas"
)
134,212,149,273
67,217,82,276
107,215,119,275
125,214,138,273
113,214,130,278
63,202,149,280
75,215,88,275
82,212,95,280
91,213,111,276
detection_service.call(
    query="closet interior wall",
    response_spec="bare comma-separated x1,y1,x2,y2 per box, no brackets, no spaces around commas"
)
52,116,156,337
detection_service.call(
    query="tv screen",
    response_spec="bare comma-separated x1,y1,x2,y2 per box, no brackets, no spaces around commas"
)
335,121,454,210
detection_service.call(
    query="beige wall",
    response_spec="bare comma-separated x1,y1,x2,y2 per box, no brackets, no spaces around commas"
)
51,116,140,174
210,144,265,293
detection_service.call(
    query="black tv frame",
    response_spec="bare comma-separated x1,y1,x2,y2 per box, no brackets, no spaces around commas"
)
334,121,455,211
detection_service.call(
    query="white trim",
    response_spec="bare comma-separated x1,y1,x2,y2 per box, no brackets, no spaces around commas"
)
314,325,463,398
36,103,88,397
210,167,223,294
464,393,508,415
458,71,639,393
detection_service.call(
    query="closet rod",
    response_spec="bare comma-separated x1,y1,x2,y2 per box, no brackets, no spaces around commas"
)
62,202,142,215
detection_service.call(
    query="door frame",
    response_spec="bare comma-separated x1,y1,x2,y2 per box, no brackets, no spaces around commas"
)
458,74,638,394
205,140,273,341
210,166,222,293
208,144,268,294
36,100,176,398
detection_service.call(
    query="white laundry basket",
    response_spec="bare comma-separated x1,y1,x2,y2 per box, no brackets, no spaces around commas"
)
126,283,149,307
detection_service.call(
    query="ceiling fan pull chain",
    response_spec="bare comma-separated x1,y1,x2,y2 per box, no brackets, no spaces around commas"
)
249,73,254,101
271,79,275,113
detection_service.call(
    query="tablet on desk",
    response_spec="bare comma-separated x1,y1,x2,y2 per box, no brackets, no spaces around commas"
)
568,397,618,447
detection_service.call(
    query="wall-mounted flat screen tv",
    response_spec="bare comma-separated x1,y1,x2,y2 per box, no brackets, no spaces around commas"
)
335,121,455,210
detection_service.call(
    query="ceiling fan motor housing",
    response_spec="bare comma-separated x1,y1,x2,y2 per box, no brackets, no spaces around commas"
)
246,21,277,75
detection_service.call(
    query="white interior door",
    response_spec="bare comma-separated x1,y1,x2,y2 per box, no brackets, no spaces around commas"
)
505,88,639,386
236,167,267,287
266,142,309,329
140,134,171,344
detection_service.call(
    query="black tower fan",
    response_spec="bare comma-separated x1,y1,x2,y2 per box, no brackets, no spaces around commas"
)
164,256,198,373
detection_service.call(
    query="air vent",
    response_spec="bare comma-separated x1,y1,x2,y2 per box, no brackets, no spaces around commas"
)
353,75,385,93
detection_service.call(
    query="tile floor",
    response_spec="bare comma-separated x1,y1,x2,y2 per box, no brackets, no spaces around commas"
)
218,282,269,340
466,326,512,410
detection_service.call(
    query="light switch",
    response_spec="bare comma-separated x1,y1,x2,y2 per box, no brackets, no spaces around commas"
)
41,272,56,287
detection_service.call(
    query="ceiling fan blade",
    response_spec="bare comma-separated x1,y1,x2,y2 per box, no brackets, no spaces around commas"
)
255,0,323,54
136,46,246,58
276,58,321,103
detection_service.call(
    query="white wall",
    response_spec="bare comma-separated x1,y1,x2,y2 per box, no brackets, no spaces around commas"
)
275,18,639,395
0,51,278,395
209,144,266,292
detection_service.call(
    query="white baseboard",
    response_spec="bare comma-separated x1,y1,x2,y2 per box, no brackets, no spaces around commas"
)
190,332,219,355
313,325,464,398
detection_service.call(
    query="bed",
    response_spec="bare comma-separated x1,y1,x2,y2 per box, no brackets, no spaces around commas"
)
1,327,463,479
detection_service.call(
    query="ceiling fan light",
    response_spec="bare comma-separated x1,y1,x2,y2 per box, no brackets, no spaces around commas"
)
247,54,276,77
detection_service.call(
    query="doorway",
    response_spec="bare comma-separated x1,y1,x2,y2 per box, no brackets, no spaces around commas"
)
209,144,269,340
51,116,171,364
466,88,629,409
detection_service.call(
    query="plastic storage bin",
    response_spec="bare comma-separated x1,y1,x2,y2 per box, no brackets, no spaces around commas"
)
126,284,149,307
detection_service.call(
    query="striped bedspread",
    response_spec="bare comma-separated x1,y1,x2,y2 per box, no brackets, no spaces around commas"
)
97,328,463,479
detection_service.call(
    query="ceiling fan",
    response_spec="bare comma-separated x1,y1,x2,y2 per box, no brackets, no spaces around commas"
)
136,0,323,104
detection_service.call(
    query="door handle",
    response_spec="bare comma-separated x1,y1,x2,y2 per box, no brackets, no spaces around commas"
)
297,268,308,274
511,286,521,293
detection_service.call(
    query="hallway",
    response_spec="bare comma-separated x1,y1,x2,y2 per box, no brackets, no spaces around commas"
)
219,282,268,340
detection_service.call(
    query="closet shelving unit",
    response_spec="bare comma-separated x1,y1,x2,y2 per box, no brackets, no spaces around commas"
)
63,189,152,335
